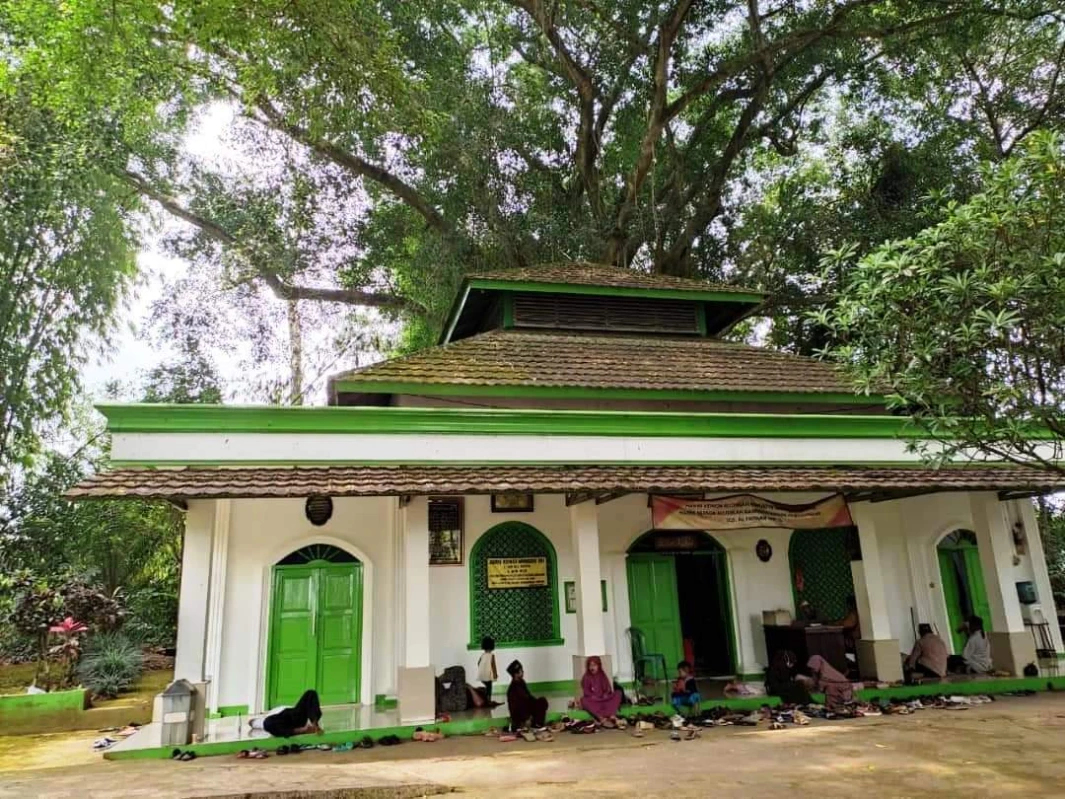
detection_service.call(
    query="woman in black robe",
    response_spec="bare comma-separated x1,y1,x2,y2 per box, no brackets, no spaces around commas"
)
506,660,549,730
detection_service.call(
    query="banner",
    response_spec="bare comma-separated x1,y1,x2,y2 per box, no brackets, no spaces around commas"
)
652,493,852,532
487,557,548,588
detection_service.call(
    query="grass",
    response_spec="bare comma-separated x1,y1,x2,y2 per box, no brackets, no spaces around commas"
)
0,663,38,695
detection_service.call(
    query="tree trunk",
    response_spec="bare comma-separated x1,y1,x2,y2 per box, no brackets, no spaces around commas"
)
287,299,304,406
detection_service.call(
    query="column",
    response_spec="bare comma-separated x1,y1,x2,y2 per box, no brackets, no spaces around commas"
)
397,496,435,723
970,493,1037,674
849,503,903,682
1016,499,1065,654
202,499,231,714
569,502,609,679
173,502,213,683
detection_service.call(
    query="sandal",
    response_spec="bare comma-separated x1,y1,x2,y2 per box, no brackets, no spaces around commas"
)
359,736,375,749
520,730,537,742
499,733,519,742
535,730,554,742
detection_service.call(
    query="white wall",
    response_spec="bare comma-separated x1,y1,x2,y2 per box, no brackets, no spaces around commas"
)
183,490,1061,711
210,496,396,712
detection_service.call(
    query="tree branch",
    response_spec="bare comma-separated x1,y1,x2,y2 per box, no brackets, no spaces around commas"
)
604,0,696,266
251,98,464,250
120,170,423,313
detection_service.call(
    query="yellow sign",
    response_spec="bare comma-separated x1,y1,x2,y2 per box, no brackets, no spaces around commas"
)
487,557,548,589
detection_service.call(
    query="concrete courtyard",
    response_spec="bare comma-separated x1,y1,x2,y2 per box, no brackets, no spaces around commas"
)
3,693,1065,798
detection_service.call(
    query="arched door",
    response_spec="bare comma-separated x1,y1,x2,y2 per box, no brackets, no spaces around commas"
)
937,530,991,652
267,545,363,708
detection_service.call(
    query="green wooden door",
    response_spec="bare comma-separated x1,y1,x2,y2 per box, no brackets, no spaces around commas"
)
268,563,362,709
938,537,992,653
316,566,362,706
626,555,683,669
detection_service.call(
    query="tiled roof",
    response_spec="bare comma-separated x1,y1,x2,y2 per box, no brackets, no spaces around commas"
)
68,465,1065,500
331,330,858,396
466,262,762,296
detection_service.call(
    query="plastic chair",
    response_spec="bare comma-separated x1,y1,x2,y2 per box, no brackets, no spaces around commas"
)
627,627,669,703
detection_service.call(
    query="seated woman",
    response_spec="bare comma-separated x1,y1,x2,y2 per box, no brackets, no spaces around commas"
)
506,660,549,731
796,655,853,709
764,649,812,705
948,615,992,675
905,624,948,682
251,689,324,738
580,656,622,727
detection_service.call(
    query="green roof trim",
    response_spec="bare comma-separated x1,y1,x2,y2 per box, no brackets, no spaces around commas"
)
332,380,885,406
98,403,932,439
468,278,765,304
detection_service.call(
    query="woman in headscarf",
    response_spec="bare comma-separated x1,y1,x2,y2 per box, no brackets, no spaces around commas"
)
796,655,853,709
506,660,549,730
579,656,622,727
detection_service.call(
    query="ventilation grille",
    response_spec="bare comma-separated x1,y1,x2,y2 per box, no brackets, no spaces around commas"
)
513,293,699,334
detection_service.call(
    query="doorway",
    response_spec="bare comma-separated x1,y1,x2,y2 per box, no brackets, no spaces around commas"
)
266,544,363,709
626,531,735,678
937,530,992,652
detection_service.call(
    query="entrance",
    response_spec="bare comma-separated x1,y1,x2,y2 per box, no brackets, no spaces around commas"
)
937,530,991,652
267,544,363,708
626,531,735,677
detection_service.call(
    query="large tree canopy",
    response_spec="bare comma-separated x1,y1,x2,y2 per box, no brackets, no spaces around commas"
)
816,132,1065,472
5,0,1065,352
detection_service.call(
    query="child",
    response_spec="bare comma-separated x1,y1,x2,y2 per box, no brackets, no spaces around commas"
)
671,660,700,713
477,636,498,701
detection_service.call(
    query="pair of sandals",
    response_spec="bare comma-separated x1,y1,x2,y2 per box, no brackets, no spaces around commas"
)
412,728,445,742
237,748,267,759
519,728,554,742
172,748,198,761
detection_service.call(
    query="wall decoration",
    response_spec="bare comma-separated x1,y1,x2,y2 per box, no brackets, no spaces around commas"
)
487,557,548,588
428,497,464,565
491,493,535,513
564,580,609,613
756,539,773,563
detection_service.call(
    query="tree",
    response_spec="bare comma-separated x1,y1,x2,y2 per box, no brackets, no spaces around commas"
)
0,88,137,480
815,132,1065,472
7,0,1065,352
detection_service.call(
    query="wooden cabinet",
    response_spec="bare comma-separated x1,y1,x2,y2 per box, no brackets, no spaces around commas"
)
763,625,848,676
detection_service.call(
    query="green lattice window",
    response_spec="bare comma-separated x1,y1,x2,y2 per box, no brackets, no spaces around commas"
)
468,522,562,649
788,527,857,621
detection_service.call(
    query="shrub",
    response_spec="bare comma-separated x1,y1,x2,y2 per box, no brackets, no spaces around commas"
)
77,632,143,698
124,585,178,648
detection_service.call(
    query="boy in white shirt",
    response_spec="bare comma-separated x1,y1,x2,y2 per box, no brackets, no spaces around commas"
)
477,636,498,701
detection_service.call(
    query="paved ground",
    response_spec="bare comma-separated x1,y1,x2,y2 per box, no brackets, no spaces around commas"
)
3,693,1065,798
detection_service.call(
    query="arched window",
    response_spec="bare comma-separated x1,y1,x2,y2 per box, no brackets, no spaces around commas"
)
277,544,359,566
468,522,562,649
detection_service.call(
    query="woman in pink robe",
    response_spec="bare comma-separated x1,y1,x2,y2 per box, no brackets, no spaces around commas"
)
580,656,622,726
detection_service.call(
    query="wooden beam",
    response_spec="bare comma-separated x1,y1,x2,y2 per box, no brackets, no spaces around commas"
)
566,491,597,506
595,490,631,505
398,495,412,507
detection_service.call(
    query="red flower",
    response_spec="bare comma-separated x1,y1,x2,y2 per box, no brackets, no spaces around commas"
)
49,617,88,635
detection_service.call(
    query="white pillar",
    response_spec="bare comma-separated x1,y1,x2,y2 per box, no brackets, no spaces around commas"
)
202,499,231,713
970,493,1036,674
849,503,902,681
570,501,606,659
1016,499,1065,654
397,496,435,723
173,502,213,683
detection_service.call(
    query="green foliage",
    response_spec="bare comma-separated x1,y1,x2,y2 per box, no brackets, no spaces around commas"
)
76,631,143,699
6,0,1064,352
0,87,137,480
816,132,1065,471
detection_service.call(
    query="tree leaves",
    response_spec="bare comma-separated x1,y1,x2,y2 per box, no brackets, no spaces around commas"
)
818,131,1065,472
